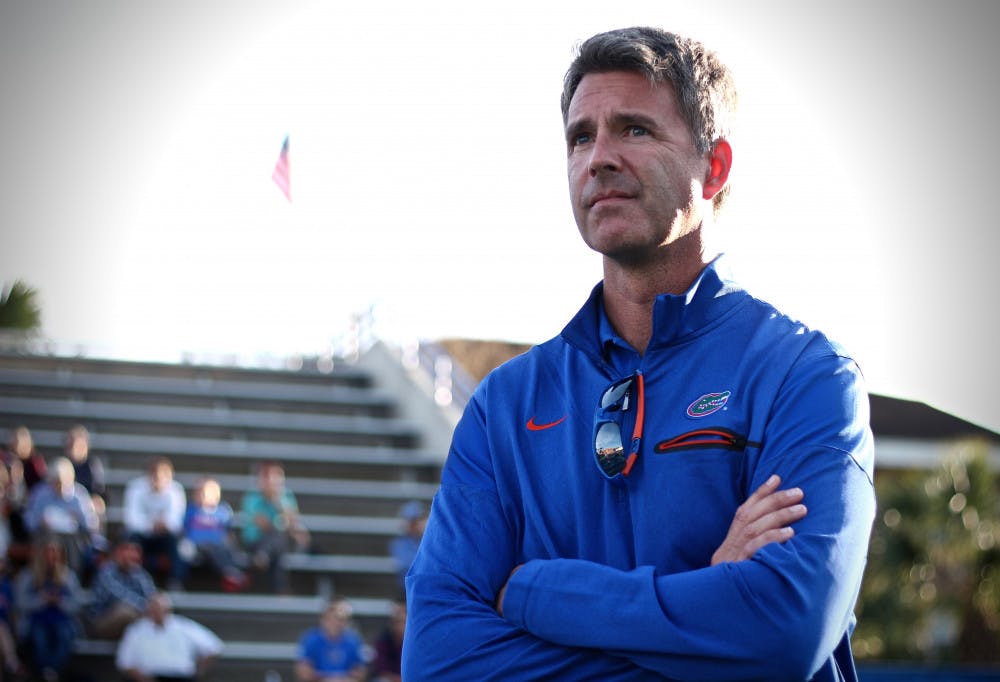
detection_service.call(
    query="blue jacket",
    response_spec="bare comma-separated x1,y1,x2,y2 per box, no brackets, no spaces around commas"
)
403,258,875,681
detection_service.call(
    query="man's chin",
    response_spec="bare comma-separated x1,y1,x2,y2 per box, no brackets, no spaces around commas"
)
601,247,661,269
582,227,651,257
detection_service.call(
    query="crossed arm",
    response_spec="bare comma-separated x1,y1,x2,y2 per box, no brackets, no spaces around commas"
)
403,456,867,682
497,474,806,616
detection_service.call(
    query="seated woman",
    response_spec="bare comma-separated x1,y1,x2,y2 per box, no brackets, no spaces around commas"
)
14,538,82,681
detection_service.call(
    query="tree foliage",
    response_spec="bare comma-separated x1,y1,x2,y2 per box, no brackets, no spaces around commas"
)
853,439,1000,661
0,280,42,331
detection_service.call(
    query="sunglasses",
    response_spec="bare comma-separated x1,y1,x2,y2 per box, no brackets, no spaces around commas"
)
593,371,645,477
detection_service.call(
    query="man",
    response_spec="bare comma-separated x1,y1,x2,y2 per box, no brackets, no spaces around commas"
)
123,456,186,588
402,27,875,681
86,537,156,639
116,591,223,682
388,501,426,595
63,424,107,520
294,598,366,682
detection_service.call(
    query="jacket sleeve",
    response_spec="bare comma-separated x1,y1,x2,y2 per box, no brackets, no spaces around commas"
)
500,352,876,681
402,394,653,682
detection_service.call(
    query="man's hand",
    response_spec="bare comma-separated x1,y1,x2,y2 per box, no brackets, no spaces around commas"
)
711,475,806,566
495,564,523,617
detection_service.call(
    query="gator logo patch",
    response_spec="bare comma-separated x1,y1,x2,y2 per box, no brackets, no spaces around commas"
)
687,391,731,418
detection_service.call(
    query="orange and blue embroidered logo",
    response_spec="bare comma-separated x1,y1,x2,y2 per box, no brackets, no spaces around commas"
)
686,391,731,418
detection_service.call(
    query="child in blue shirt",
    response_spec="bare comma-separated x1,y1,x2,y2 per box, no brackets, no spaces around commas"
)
181,477,248,592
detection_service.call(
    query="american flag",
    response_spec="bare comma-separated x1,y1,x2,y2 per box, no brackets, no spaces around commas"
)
272,135,291,201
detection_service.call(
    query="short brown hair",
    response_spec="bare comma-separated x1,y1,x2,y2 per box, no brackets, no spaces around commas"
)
561,27,738,214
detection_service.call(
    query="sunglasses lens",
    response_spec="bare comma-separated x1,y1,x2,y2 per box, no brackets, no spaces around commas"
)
594,372,643,478
595,421,626,476
600,377,633,410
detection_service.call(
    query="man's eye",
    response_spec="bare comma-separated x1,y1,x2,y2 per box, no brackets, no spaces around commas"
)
626,126,649,137
570,132,592,147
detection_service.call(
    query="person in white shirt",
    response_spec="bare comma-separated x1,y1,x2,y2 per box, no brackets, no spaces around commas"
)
123,457,186,588
116,591,223,682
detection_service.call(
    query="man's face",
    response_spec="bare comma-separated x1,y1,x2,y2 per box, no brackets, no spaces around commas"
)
260,466,284,496
565,71,708,265
150,463,172,491
320,606,349,638
148,594,171,625
117,543,142,567
66,433,88,461
12,428,32,457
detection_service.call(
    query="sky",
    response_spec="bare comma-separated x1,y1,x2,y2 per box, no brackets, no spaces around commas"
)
1,1,998,432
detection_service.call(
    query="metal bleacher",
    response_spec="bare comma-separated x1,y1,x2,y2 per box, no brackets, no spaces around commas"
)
0,342,452,681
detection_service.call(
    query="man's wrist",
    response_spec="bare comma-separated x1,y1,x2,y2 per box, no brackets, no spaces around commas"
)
496,562,533,619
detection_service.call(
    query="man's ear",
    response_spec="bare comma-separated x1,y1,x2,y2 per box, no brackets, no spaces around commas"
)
702,139,732,200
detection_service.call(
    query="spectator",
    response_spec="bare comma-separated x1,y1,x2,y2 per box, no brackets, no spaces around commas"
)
63,425,106,531
388,502,426,595
0,463,15,563
0,556,22,678
14,538,82,682
181,477,248,592
23,457,100,573
116,591,223,682
123,457,185,589
63,425,104,498
2,426,46,493
240,461,309,594
85,537,156,640
294,598,366,682
2,427,44,560
369,600,405,682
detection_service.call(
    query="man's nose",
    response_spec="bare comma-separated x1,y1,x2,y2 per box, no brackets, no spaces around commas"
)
589,133,621,176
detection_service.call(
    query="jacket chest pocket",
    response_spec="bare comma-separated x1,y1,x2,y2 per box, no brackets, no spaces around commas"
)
654,426,759,454
636,427,758,568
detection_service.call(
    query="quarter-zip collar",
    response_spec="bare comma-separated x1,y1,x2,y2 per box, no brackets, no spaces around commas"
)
561,255,747,364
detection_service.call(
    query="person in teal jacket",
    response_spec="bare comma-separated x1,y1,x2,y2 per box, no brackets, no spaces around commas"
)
240,460,310,594
403,26,875,681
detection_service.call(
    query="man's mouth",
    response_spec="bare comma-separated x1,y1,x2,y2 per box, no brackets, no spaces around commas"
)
588,191,634,208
